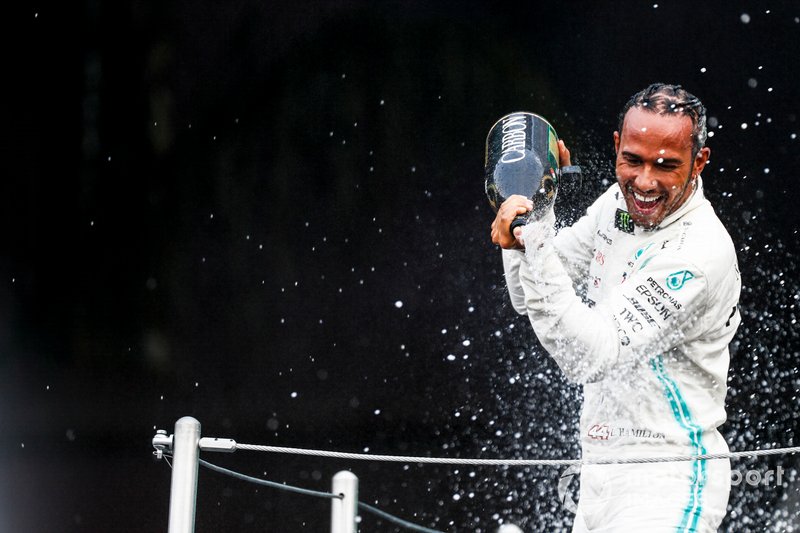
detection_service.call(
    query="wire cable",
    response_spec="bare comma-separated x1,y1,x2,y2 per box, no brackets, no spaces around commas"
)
234,443,800,466
192,459,445,532
198,458,342,500
235,443,578,466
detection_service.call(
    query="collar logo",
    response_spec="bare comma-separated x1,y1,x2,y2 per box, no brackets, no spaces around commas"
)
666,270,694,290
615,209,634,234
635,242,654,260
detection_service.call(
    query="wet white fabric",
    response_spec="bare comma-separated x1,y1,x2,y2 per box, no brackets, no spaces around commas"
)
502,179,741,531
570,460,731,533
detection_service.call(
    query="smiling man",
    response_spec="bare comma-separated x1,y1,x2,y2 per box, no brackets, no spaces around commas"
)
492,84,741,532
616,107,709,228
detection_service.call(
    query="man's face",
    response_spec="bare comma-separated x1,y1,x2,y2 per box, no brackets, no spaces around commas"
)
614,107,710,228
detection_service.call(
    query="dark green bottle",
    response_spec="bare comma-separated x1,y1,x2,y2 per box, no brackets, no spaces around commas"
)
484,112,561,230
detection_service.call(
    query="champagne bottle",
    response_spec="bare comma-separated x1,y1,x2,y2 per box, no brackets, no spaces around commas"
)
484,112,561,231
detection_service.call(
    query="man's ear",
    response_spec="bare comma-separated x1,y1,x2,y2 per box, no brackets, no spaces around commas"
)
613,131,620,154
694,146,711,176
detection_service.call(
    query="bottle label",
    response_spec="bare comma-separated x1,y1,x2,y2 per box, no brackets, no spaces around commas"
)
499,114,527,164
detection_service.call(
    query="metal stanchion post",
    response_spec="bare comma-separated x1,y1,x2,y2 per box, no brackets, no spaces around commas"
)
330,470,358,533
168,417,201,533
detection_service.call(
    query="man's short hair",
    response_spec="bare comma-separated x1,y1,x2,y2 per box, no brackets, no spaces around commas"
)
618,83,708,158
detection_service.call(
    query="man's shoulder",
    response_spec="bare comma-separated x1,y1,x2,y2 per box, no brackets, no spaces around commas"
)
598,182,624,207
657,202,738,282
676,202,735,253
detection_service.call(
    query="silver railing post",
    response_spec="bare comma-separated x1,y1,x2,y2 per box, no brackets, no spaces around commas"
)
330,470,359,533
168,416,201,533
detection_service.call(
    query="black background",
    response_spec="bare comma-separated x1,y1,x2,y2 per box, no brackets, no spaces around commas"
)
4,1,800,531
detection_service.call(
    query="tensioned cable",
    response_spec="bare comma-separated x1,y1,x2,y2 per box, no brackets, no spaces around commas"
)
198,458,342,500
194,459,445,533
234,443,800,466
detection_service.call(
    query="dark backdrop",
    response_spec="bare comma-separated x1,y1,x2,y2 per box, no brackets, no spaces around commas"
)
4,1,800,531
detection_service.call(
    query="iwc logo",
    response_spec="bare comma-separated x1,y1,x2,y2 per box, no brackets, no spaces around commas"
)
557,465,580,514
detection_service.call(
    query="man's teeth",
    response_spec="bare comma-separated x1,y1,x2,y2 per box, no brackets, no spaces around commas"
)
634,192,660,203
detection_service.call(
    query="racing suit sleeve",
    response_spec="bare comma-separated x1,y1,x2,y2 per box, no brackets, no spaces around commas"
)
511,235,708,384
502,248,528,315
551,205,598,288
502,188,607,314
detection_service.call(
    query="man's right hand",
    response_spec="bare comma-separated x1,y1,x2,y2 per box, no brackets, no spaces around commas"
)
491,195,533,249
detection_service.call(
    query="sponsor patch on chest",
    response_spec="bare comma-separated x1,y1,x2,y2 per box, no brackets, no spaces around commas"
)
615,208,635,234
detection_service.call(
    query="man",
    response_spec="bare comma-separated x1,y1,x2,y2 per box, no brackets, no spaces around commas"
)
492,84,741,532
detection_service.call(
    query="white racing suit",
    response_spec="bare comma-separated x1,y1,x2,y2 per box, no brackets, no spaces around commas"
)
503,179,741,532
